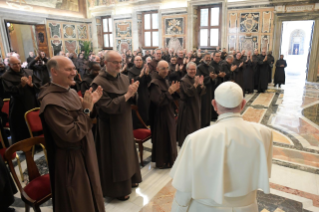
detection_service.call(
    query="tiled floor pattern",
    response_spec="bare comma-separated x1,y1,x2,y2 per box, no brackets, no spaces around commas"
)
252,92,275,107
140,180,310,212
242,107,267,123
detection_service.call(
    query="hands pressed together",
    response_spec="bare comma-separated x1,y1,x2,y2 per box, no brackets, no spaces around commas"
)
80,86,104,112
21,76,33,87
125,79,140,101
194,75,204,88
169,81,180,94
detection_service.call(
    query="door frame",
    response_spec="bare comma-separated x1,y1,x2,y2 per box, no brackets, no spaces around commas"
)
0,16,45,57
273,12,319,82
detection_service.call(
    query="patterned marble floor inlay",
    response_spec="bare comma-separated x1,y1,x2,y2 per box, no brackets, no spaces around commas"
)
242,107,267,123
302,103,319,125
273,146,319,168
140,181,309,212
272,130,294,145
252,93,275,107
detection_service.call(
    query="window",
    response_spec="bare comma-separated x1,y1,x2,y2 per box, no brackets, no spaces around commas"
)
142,11,159,48
198,5,222,49
102,16,113,49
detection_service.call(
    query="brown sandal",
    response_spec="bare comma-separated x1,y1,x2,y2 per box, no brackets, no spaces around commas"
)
117,195,130,201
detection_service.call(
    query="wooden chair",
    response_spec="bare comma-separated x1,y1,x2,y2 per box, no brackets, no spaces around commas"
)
131,105,151,166
24,108,48,162
5,137,52,212
2,98,10,130
0,128,23,181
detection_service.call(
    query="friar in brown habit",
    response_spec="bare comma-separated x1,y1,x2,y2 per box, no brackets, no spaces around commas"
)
149,60,179,168
38,56,105,212
196,54,217,128
148,49,162,78
92,51,142,201
177,62,206,147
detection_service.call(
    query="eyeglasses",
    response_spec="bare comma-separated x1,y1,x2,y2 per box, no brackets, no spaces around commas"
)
159,67,169,70
108,61,122,65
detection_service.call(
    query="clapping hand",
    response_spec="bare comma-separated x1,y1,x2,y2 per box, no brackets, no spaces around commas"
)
92,86,103,104
144,64,150,75
239,62,244,67
231,65,237,71
209,72,217,80
27,76,33,87
80,89,94,111
179,65,184,72
127,79,140,98
169,81,180,94
194,75,204,87
21,76,28,87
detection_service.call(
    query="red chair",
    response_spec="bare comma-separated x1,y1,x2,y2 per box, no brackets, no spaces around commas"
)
24,108,48,162
131,105,151,166
0,127,23,181
5,137,51,212
2,98,10,129
77,90,82,97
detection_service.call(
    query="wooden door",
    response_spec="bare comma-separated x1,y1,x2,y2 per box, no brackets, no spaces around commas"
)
35,24,50,57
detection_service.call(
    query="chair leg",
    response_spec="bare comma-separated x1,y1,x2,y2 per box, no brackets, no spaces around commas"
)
33,205,41,212
25,204,30,212
32,145,35,159
39,144,48,163
16,154,24,182
138,142,144,166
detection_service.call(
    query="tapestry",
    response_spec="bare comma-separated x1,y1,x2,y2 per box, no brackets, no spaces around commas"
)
165,37,184,52
48,23,61,39
262,12,271,33
51,40,63,56
77,25,88,39
261,35,270,52
63,24,76,39
64,40,77,53
115,21,132,38
228,35,236,51
240,13,259,33
6,0,79,11
164,18,184,35
239,35,258,52
116,39,132,53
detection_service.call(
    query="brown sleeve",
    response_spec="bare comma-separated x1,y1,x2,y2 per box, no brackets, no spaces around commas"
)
180,81,197,97
43,105,92,143
96,92,127,115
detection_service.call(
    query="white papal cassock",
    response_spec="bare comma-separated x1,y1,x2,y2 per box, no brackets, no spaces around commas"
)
170,112,273,212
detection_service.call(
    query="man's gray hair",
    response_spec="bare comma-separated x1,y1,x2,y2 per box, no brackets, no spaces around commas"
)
155,48,162,53
186,62,197,70
146,56,152,61
47,58,59,72
226,55,233,60
8,57,21,64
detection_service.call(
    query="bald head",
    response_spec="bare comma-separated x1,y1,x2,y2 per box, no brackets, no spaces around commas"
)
47,56,76,88
9,56,21,72
104,50,122,76
156,60,169,78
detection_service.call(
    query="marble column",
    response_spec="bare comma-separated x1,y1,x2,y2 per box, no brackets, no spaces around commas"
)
91,17,99,53
132,11,139,50
308,19,319,82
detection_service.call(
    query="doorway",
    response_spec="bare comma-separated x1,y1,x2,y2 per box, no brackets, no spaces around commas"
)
4,21,49,63
280,20,314,80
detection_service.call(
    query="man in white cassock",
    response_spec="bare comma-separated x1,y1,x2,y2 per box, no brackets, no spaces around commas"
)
170,81,273,212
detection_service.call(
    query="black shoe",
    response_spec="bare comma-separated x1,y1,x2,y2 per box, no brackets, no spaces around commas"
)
3,208,15,212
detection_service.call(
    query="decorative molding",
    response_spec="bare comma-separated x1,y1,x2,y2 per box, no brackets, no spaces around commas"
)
286,4,314,13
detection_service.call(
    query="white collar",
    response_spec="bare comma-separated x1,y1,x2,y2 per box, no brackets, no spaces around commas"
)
217,112,242,122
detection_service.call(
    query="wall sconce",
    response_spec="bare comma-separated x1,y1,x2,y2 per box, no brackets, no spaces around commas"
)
7,22,14,33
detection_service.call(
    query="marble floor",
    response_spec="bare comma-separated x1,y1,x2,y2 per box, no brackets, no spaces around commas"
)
8,72,319,212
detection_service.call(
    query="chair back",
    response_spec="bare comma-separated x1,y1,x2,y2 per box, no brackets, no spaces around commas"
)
2,98,9,119
131,105,148,129
77,90,82,97
25,108,42,137
5,137,45,192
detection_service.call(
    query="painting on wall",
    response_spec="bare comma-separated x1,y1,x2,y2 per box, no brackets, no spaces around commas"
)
239,35,258,52
229,13,237,34
77,25,88,39
261,35,270,52
164,18,184,35
51,40,63,56
262,12,272,33
115,21,132,38
63,24,76,39
48,23,61,39
164,37,184,52
240,13,259,33
64,40,77,53
6,0,79,11
228,35,236,51
116,39,132,54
